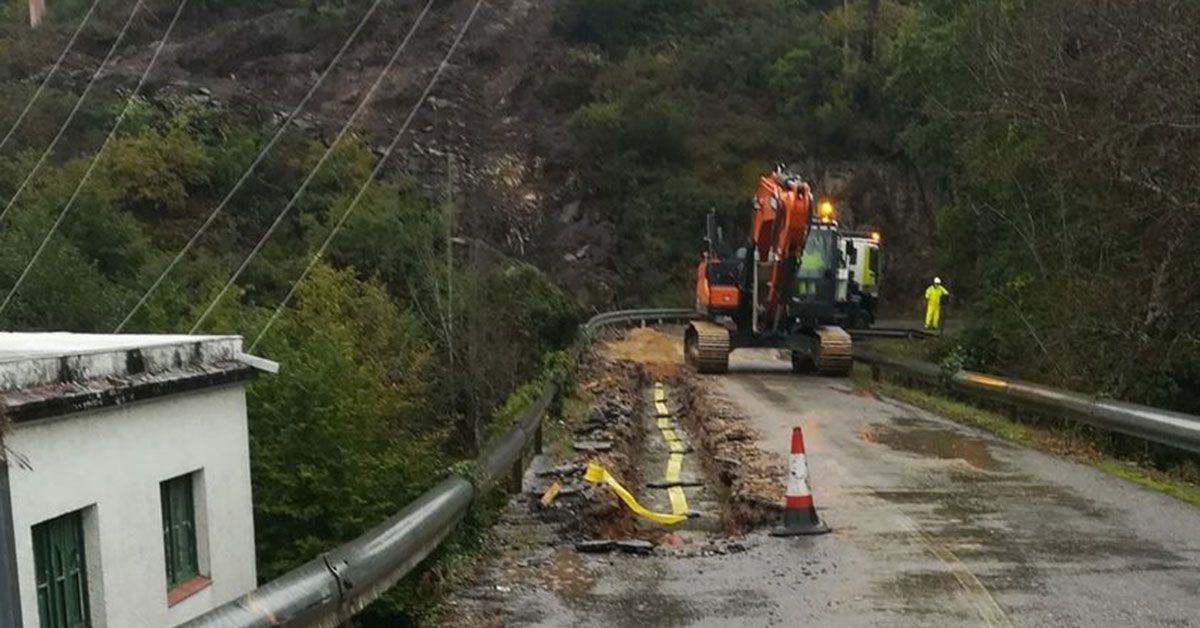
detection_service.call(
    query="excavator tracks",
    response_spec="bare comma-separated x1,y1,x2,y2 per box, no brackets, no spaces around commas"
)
813,325,853,377
685,321,731,374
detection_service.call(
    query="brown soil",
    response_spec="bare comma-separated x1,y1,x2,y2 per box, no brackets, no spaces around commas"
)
676,375,785,531
597,327,683,381
555,350,648,539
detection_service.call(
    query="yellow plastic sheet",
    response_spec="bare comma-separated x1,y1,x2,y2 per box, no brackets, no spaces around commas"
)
584,464,688,525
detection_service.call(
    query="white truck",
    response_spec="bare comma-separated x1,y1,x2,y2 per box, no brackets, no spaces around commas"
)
835,230,882,328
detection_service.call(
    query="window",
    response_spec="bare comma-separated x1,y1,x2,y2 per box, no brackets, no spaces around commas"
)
160,474,199,589
33,511,90,628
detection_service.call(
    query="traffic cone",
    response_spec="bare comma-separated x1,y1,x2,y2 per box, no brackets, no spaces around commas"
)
771,426,830,536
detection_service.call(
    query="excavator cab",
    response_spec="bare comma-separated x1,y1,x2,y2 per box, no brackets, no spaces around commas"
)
789,223,839,324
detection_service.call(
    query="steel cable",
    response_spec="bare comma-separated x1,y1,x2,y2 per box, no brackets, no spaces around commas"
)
190,0,482,336
245,0,483,350
0,0,146,227
113,0,436,332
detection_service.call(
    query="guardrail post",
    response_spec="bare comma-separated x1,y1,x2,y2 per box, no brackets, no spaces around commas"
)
509,454,523,494
534,423,543,455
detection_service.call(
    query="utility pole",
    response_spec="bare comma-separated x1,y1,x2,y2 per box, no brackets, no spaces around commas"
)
1,463,23,628
29,0,46,28
842,0,850,71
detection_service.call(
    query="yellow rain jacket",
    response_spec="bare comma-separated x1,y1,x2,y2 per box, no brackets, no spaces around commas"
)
924,284,950,329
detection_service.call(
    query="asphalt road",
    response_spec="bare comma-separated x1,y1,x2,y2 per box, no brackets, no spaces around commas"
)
446,344,1200,627
680,349,1200,626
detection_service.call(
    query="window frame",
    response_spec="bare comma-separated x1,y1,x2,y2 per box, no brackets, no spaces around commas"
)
160,473,201,591
32,510,91,628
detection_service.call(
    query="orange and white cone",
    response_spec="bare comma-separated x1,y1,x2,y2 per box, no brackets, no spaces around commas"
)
771,426,830,536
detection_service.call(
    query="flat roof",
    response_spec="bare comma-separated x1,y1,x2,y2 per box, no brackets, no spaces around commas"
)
0,332,262,423
0,332,237,362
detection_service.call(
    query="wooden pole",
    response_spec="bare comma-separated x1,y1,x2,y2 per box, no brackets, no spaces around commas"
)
30,0,46,28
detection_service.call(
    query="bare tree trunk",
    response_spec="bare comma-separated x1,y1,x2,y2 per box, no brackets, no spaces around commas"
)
862,0,880,63
29,0,46,28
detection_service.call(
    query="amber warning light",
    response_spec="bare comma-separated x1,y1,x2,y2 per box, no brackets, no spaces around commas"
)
818,200,835,222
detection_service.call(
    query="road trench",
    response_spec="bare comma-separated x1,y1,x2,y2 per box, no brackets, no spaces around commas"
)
440,339,784,626
632,381,722,536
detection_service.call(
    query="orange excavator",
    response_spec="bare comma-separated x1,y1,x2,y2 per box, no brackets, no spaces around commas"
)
686,167,853,376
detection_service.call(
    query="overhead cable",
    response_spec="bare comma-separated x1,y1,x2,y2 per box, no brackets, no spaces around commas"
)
113,0,435,332
244,0,484,349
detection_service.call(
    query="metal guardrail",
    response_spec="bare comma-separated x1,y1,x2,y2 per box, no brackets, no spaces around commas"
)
854,347,1200,455
179,308,696,628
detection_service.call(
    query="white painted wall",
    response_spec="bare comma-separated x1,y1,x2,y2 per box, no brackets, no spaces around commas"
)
6,384,257,628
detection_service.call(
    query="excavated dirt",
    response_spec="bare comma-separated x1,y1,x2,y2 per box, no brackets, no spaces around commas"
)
675,375,786,531
545,352,645,540
597,327,684,380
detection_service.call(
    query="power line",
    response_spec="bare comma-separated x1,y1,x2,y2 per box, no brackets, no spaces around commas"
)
0,0,190,318
245,0,484,351
113,0,435,333
0,0,145,227
188,0,481,335
0,0,106,155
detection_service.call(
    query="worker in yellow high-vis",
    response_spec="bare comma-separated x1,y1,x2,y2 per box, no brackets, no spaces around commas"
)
924,277,950,330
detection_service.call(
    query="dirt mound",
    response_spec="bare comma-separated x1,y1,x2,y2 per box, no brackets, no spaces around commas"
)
598,327,683,380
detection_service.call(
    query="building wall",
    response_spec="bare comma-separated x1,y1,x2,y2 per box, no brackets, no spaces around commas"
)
5,384,257,628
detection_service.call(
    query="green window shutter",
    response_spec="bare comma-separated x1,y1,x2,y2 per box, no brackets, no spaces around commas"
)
32,511,90,628
160,474,199,588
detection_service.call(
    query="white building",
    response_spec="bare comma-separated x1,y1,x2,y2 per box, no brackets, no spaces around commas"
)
0,333,273,628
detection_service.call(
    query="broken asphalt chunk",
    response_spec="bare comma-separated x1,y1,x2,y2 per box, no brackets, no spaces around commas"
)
573,440,613,453
535,464,585,478
615,539,655,555
575,539,615,553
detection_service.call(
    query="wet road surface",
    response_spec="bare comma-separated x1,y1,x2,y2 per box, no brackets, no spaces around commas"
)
446,346,1200,627
696,349,1200,626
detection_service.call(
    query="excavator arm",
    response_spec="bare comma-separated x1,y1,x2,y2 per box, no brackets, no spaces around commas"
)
752,170,813,329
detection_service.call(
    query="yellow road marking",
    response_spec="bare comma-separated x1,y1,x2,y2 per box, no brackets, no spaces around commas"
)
665,453,683,481
909,526,1012,627
655,384,696,517
668,486,688,515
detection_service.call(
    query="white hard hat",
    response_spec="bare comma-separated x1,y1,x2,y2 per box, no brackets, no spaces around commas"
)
933,277,942,284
